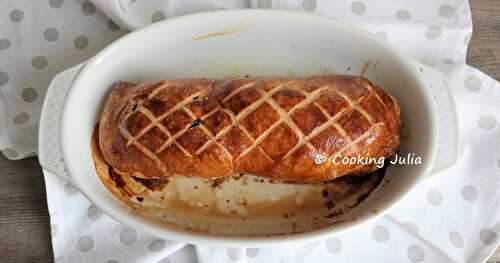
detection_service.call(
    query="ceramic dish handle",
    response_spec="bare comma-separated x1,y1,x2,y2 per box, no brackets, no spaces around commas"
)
38,63,85,182
410,61,461,177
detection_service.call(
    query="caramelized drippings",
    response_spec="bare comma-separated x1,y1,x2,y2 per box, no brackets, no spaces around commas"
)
132,176,169,191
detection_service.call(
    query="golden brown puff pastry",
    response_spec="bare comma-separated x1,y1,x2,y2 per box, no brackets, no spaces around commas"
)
98,75,400,183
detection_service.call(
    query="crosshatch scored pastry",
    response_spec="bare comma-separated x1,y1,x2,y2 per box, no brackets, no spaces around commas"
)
98,75,400,184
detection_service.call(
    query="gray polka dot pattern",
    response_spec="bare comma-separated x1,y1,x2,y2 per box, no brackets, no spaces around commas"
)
465,75,482,91
350,1,366,15
427,189,442,206
31,56,48,69
81,1,96,16
402,222,419,234
74,36,89,50
43,28,59,42
76,235,94,252
375,31,388,40
302,0,317,11
257,0,272,9
396,9,411,20
372,225,390,242
87,204,103,220
13,112,29,124
246,248,259,257
64,182,79,196
407,245,424,262
10,9,24,23
151,11,166,23
478,115,497,130
480,229,498,245
108,20,121,31
439,5,456,18
0,71,9,87
1,148,18,159
326,237,342,254
0,39,11,50
426,26,442,39
461,185,479,202
49,0,64,9
119,227,138,245
22,87,38,102
227,248,244,261
449,231,464,249
147,239,166,252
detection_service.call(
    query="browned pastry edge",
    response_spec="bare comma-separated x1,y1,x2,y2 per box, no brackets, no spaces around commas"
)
99,75,400,183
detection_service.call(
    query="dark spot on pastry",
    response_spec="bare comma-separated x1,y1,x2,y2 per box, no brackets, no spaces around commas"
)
189,118,203,129
148,99,166,112
109,168,125,188
226,199,230,203
193,186,198,189
131,104,138,111
132,176,169,191
136,197,144,202
193,96,199,100
325,201,335,209
211,177,225,188
322,189,329,197
245,75,250,78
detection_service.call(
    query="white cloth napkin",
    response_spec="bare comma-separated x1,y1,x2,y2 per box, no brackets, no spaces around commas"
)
1,0,499,262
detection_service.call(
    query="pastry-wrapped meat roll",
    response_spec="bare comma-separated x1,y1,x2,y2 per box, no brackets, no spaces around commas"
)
98,75,400,183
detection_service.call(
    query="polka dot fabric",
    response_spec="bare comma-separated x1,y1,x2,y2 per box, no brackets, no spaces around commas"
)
2,0,499,262
0,0,126,159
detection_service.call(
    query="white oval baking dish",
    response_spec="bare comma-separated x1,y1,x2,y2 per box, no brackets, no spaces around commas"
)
38,10,459,247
